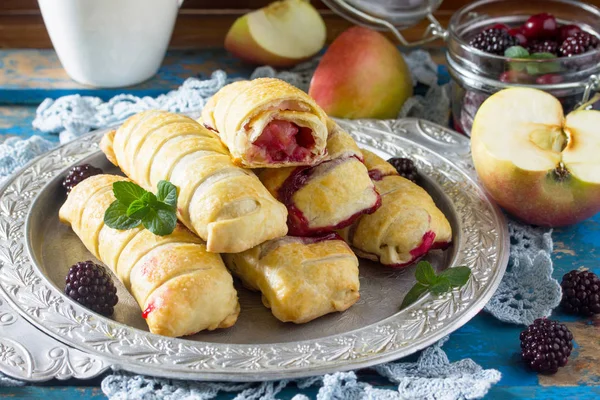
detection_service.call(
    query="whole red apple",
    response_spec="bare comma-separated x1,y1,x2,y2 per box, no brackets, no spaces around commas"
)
308,26,413,119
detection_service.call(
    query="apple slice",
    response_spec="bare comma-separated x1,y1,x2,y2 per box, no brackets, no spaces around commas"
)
225,0,326,67
471,87,600,227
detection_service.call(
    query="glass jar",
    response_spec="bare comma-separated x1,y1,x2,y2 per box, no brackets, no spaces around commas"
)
446,0,600,135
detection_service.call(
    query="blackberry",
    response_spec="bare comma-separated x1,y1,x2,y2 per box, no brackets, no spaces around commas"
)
520,318,573,374
63,164,103,194
561,270,600,316
559,32,600,57
387,158,418,182
528,40,558,55
469,28,518,55
65,261,118,316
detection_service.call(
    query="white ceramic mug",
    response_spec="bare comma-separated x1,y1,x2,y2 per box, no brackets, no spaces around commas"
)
38,0,183,88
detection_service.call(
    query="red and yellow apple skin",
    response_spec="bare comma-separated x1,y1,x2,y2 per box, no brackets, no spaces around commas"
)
225,15,304,68
471,142,600,227
308,26,413,119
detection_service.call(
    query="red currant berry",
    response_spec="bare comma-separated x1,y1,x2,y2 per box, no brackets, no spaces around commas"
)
522,13,558,40
490,23,510,32
508,28,528,46
558,24,582,42
535,74,563,85
500,70,533,84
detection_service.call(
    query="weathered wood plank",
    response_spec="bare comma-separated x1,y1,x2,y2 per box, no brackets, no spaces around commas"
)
0,11,448,50
0,48,448,104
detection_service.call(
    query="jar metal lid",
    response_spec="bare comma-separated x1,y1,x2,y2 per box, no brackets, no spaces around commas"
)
321,0,448,46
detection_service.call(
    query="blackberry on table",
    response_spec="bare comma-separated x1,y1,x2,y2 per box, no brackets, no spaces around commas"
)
559,32,600,57
388,158,418,182
62,164,103,194
469,28,518,55
520,318,573,374
528,40,558,55
561,270,600,316
65,261,118,316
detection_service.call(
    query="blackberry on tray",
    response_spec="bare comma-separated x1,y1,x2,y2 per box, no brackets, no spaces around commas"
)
65,261,118,316
387,157,418,182
62,164,103,194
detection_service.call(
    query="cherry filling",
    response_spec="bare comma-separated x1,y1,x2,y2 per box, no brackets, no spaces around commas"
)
368,169,397,181
253,120,316,163
202,123,218,133
359,230,437,269
409,231,437,259
142,302,155,319
279,156,382,236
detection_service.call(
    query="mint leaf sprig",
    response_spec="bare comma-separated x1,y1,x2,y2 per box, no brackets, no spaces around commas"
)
104,180,178,236
504,46,561,75
400,261,471,309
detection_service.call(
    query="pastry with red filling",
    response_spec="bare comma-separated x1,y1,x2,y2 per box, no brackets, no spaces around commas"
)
100,110,288,253
259,121,381,235
201,78,328,168
339,150,452,268
223,233,360,324
59,174,240,337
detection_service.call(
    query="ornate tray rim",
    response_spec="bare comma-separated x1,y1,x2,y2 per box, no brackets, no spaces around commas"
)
0,118,509,382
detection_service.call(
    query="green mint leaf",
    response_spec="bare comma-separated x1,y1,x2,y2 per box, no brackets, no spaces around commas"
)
127,199,150,220
400,283,429,309
439,266,472,287
525,53,561,75
504,46,529,59
141,205,177,236
112,181,146,207
529,52,556,59
141,192,158,207
415,261,437,285
104,200,142,231
157,180,178,208
429,277,451,295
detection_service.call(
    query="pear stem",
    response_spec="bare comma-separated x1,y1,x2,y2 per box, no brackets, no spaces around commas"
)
576,93,600,112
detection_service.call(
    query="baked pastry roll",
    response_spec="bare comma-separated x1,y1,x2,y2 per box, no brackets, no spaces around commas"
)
201,78,328,168
259,122,381,235
59,174,240,337
223,233,360,324
100,110,288,253
339,150,452,268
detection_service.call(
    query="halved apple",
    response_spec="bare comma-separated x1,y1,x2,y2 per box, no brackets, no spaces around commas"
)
471,88,600,227
225,0,326,67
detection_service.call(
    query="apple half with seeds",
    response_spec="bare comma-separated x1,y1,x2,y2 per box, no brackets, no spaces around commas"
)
225,0,326,67
471,87,600,227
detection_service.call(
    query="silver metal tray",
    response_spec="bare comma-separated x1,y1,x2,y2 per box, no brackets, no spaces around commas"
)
0,118,508,382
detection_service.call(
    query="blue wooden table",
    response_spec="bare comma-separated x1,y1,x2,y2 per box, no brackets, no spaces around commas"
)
0,49,599,400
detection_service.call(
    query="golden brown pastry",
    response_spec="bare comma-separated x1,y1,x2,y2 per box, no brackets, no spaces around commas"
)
201,78,329,168
100,110,288,253
223,233,360,324
259,121,381,235
59,174,240,337
339,150,452,268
